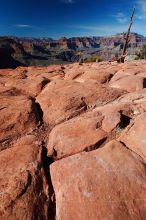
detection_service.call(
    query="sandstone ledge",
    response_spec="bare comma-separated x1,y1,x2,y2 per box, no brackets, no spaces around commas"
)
1,60,146,219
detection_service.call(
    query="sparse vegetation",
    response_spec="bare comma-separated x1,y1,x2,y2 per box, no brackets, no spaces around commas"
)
136,45,146,59
85,55,103,63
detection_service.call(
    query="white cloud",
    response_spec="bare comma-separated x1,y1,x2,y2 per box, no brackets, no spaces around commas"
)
60,0,75,3
66,23,146,36
114,12,128,24
136,0,146,19
15,24,34,28
66,24,129,36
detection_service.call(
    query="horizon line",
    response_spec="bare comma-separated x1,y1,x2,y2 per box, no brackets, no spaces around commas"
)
0,32,145,40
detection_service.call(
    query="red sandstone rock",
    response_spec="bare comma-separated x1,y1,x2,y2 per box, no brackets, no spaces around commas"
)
64,63,118,83
27,65,64,81
5,77,50,97
50,140,146,220
94,89,146,132
37,80,124,126
102,109,121,132
0,96,37,150
0,135,48,220
109,75,144,92
0,61,146,219
113,89,146,114
47,111,107,159
119,113,146,162
136,71,146,78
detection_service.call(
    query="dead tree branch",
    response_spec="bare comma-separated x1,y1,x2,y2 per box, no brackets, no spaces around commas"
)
118,8,135,63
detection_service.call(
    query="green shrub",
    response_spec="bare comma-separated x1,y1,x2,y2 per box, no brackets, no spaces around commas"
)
136,45,146,59
85,55,102,63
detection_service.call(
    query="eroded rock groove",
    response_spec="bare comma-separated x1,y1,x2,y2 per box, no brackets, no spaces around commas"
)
41,142,56,220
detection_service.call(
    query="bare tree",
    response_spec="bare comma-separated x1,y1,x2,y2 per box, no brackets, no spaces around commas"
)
118,8,135,63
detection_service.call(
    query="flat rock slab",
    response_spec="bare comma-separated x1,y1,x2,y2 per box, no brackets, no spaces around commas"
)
65,68,116,84
37,80,124,126
47,111,107,159
119,113,146,162
51,140,146,220
5,77,50,97
0,96,37,149
64,62,120,83
0,135,48,220
95,89,146,119
109,75,144,92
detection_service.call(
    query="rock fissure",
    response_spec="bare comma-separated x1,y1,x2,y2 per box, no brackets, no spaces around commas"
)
72,72,84,80
41,78,51,90
104,73,114,83
84,137,107,152
41,142,56,220
49,137,108,161
30,97,44,126
16,171,32,200
143,78,146,88
118,112,131,129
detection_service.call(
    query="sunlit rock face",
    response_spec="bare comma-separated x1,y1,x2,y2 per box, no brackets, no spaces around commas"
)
1,60,146,219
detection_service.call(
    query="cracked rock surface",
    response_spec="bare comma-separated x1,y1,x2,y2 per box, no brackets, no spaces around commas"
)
1,60,146,219
51,140,146,220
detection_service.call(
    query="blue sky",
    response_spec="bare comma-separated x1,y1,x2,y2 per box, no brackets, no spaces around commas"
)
0,0,146,38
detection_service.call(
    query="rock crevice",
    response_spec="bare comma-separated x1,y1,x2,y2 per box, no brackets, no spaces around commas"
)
31,97,44,126
41,142,56,220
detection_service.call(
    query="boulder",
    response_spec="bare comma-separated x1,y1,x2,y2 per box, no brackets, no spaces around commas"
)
119,113,146,162
51,140,146,220
0,96,38,150
47,111,107,159
64,63,118,84
37,80,124,126
109,75,144,92
5,77,50,97
0,135,48,220
27,66,65,81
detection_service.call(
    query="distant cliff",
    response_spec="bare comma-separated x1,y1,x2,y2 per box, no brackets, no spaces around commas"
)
0,33,146,68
